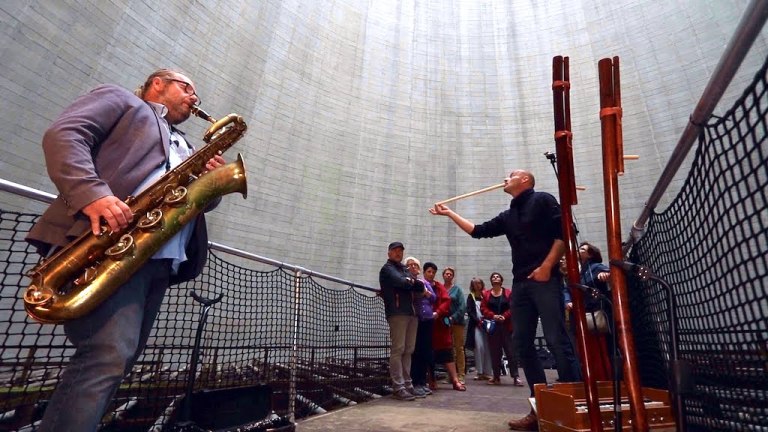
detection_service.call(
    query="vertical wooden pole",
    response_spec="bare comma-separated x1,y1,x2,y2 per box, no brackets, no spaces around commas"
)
552,55,605,432
598,56,648,431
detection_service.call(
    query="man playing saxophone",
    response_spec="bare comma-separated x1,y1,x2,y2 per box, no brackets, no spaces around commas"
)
26,69,225,432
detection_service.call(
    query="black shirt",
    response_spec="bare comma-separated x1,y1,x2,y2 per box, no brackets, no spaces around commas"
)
487,291,511,315
470,188,563,282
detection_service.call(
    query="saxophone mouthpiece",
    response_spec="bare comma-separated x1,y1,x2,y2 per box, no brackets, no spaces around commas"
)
191,106,215,123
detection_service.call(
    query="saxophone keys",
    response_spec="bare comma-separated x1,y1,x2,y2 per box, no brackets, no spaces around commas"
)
105,234,135,260
164,186,188,206
137,209,164,231
23,285,55,306
74,265,100,286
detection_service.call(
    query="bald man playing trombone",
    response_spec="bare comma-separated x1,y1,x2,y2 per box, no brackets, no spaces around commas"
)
430,169,580,431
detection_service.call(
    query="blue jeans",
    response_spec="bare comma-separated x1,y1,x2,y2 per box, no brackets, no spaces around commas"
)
511,277,581,396
38,260,171,432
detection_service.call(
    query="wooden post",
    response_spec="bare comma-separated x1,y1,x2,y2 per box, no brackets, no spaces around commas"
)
598,56,648,431
552,55,606,432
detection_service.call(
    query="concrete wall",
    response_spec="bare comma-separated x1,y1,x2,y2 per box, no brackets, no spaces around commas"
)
1,0,766,288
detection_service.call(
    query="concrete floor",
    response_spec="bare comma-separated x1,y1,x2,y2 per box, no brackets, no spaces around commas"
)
296,369,558,432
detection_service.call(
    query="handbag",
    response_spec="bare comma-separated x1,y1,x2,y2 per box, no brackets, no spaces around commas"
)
585,310,609,334
482,318,497,335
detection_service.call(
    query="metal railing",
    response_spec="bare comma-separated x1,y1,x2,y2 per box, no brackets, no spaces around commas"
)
627,0,768,249
0,178,387,428
0,178,378,294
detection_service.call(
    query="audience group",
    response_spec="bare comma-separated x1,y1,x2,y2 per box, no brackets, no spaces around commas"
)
378,239,613,431
378,241,538,401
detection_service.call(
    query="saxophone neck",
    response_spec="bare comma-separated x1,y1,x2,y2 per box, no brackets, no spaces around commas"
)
203,114,247,143
191,106,215,124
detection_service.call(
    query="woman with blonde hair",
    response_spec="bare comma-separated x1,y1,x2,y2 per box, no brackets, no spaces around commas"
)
443,266,467,383
466,277,493,380
405,256,436,397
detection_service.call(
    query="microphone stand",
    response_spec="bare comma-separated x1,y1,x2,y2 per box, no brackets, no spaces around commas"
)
544,151,559,177
609,261,692,432
544,151,579,236
570,282,622,428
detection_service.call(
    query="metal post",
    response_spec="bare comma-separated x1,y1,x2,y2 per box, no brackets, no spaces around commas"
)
611,261,693,432
288,269,303,424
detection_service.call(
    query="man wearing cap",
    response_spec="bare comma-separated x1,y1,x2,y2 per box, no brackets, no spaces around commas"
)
379,241,426,401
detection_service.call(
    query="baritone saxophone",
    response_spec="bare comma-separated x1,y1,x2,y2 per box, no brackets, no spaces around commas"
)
23,107,248,324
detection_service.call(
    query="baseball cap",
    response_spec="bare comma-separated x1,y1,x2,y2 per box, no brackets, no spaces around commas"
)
388,241,405,251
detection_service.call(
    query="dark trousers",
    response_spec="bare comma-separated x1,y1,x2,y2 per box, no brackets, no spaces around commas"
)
410,319,434,387
39,259,171,432
511,278,581,396
487,325,519,378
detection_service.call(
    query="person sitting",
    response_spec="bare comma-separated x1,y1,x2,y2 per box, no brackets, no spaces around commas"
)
578,242,615,375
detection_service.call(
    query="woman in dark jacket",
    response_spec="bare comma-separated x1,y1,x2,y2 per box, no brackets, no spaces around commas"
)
578,242,614,375
481,272,523,386
578,242,611,313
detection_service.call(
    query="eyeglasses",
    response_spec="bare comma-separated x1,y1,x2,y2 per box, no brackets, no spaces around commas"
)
166,78,200,105
406,263,420,268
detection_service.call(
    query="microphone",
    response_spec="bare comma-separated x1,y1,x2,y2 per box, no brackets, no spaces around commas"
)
568,282,593,294
568,282,609,301
610,259,654,280
609,259,638,273
543,151,557,161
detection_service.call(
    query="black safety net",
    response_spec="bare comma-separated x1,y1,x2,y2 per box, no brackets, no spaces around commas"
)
628,55,768,431
0,211,390,431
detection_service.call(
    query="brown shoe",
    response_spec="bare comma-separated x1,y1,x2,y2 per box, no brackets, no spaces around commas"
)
507,411,538,431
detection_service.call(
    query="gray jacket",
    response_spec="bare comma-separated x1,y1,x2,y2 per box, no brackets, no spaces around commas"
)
26,84,210,284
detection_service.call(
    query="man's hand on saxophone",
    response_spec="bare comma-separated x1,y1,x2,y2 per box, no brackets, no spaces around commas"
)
82,195,134,235
80,152,226,236
204,153,227,173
